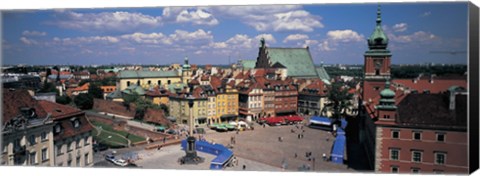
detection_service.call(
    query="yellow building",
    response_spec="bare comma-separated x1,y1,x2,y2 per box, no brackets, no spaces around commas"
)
203,87,217,124
116,70,182,91
145,87,170,105
215,85,239,122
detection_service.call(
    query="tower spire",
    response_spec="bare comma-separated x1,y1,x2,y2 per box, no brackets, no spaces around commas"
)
376,4,382,25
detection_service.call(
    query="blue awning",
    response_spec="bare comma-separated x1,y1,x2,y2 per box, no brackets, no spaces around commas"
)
331,135,346,164
340,119,348,129
310,116,332,126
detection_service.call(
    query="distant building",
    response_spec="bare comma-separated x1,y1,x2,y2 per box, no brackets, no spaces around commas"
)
100,86,117,100
116,70,181,91
33,92,57,103
168,87,208,125
254,38,319,79
298,79,328,116
238,60,257,70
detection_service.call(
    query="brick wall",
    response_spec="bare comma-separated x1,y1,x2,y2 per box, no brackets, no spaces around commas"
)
93,98,136,117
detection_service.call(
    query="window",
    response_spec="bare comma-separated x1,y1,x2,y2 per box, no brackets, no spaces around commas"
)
413,131,422,140
29,152,37,165
383,115,390,119
14,138,21,149
77,157,81,167
84,136,90,146
436,133,445,142
391,166,399,173
56,145,63,156
29,135,36,145
41,132,48,141
435,152,446,165
412,151,422,163
76,139,81,148
148,80,151,85
136,80,140,85
68,142,73,152
127,81,131,86
85,153,90,165
392,130,399,139
2,145,7,153
73,119,81,128
390,148,400,160
167,80,171,85
54,124,62,134
157,80,161,85
42,148,48,161
411,168,420,173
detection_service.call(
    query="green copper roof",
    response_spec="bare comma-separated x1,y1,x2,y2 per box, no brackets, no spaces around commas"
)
316,66,331,82
122,84,146,95
167,82,187,93
368,5,389,50
240,60,257,69
106,90,123,99
265,48,318,78
118,70,179,78
380,81,395,98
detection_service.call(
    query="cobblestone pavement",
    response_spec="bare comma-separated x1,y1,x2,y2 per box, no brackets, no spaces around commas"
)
202,123,355,173
93,123,355,173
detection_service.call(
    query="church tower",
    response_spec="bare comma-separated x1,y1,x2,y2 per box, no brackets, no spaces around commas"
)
363,5,392,101
182,56,192,84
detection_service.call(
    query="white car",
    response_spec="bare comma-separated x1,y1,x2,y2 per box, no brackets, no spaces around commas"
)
112,158,129,167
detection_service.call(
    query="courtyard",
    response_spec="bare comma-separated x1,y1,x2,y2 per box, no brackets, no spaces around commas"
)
94,122,354,173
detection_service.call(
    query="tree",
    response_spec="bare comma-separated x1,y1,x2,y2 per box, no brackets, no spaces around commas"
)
56,95,71,105
159,104,170,117
74,93,94,110
39,82,58,93
326,81,354,122
88,83,104,99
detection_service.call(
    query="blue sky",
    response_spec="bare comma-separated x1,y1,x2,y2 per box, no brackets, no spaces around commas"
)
1,2,468,65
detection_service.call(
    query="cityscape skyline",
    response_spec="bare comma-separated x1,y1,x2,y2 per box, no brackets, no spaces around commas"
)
2,2,468,65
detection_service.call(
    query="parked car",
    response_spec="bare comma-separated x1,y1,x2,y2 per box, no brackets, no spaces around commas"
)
105,154,115,162
112,158,129,167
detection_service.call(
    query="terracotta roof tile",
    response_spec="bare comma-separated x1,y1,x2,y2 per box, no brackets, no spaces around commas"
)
2,88,48,125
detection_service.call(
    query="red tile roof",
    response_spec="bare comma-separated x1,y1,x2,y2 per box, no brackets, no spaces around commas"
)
38,100,84,120
2,88,48,125
392,78,467,94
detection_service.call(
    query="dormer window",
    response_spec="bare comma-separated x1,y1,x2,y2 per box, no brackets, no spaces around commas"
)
54,124,62,134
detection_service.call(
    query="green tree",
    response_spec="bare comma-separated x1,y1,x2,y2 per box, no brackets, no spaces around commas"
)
39,82,58,93
74,93,94,110
88,83,104,99
56,95,71,105
159,104,170,117
326,81,354,122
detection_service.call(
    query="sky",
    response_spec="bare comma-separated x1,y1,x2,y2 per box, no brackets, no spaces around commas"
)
1,2,469,66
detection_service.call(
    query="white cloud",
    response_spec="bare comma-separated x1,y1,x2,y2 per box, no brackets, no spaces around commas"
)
22,30,47,36
392,23,408,32
283,34,309,43
318,40,334,51
54,11,161,33
20,37,38,45
326,30,364,43
255,34,277,44
169,29,213,45
194,50,205,55
121,32,171,45
211,5,323,32
299,39,319,48
52,36,119,45
389,31,437,43
175,8,219,26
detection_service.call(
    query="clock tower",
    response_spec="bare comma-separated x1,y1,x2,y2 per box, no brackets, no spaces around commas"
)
363,5,392,101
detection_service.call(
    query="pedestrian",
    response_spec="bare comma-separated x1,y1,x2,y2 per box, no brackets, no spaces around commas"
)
295,153,297,158
322,153,327,161
243,165,246,170
298,134,300,139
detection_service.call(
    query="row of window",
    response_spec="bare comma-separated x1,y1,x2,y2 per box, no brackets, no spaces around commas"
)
126,80,172,87
29,148,49,165
56,153,91,167
389,149,446,165
28,131,49,145
391,166,444,174
56,137,90,155
391,130,445,142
